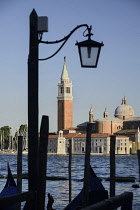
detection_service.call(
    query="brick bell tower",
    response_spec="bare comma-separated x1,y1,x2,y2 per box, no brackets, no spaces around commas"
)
57,57,73,131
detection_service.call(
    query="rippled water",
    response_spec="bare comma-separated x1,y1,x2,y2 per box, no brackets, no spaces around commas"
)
0,154,140,209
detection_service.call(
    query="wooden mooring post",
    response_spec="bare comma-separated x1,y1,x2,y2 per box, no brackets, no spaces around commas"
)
37,115,49,210
17,136,23,209
110,135,116,197
81,191,133,210
82,123,92,208
68,139,72,203
137,149,140,180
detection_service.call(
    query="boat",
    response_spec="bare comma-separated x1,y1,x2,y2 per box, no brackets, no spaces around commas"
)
63,165,108,210
0,163,17,210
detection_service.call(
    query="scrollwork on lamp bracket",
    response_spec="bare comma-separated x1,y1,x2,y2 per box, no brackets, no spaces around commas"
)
38,24,93,61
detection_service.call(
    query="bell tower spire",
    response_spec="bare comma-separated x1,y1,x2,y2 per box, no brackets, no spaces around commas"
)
89,105,94,123
103,107,108,118
61,56,70,82
57,57,73,131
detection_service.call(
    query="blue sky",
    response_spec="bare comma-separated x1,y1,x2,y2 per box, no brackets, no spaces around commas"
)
0,0,140,135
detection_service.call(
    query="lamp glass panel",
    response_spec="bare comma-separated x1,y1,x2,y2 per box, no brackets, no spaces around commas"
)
80,46,99,66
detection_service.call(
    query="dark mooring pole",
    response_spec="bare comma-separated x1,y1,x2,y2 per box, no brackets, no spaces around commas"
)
137,149,140,181
17,136,23,210
28,8,39,206
110,135,116,197
82,123,92,208
38,116,49,210
68,139,72,203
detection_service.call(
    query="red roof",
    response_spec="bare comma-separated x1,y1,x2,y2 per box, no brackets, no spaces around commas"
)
48,133,111,139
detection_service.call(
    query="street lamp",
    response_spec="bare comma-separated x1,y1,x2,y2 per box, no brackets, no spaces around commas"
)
75,26,104,68
28,9,104,210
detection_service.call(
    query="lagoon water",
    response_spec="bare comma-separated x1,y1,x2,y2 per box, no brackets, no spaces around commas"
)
0,154,140,209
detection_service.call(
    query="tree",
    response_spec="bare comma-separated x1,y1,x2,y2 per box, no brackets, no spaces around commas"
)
18,124,28,150
19,124,28,135
0,126,11,149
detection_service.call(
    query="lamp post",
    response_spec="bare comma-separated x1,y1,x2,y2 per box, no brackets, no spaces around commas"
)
28,9,104,209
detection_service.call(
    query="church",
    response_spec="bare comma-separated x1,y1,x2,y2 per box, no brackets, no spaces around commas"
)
48,57,140,155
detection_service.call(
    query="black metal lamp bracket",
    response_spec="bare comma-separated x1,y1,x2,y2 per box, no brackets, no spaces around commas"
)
38,24,92,61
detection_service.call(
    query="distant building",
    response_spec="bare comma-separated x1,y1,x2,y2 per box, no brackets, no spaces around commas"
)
47,134,57,154
96,114,123,134
114,96,134,120
47,57,140,155
48,130,131,155
77,106,123,135
77,97,140,145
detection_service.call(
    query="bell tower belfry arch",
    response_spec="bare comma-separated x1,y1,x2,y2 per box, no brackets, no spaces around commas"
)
57,57,73,131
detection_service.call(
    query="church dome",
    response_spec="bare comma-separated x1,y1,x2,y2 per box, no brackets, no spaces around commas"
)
114,97,134,120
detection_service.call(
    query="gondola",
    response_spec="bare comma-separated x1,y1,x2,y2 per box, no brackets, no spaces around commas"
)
63,165,108,210
0,163,17,210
